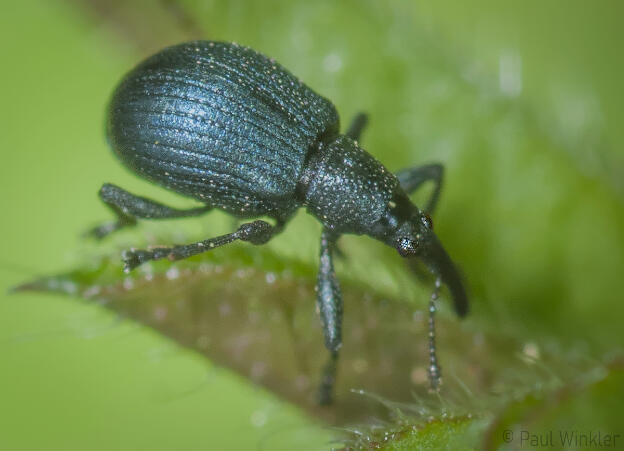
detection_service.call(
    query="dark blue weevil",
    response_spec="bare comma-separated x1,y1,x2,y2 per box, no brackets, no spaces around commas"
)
91,40,468,404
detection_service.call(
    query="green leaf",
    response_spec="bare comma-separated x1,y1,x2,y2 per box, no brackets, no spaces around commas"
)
5,0,623,449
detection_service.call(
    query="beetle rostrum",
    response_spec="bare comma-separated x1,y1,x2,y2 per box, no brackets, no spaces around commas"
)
91,40,468,404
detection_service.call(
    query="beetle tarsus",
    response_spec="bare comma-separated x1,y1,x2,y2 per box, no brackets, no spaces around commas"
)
427,277,442,392
317,350,339,405
122,249,152,272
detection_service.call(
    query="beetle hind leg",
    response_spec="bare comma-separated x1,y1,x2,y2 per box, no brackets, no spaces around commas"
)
88,183,210,239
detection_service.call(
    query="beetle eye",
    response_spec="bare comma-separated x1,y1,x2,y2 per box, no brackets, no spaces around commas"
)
397,237,419,257
421,213,433,230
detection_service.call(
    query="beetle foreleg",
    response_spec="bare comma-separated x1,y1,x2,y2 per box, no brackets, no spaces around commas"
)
428,277,442,391
316,230,343,404
122,219,283,272
88,183,210,239
396,163,444,214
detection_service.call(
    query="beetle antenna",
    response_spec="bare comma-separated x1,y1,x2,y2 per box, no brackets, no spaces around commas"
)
428,277,442,391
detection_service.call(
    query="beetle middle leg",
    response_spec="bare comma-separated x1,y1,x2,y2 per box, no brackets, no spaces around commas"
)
122,219,284,272
88,183,210,239
316,230,343,404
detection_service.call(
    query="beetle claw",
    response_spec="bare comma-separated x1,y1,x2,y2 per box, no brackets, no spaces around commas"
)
122,249,151,272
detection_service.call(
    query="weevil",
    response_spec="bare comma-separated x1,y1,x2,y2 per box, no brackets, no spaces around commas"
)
91,41,468,404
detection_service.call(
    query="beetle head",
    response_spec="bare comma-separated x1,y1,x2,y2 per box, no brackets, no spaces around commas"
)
395,211,434,257
390,200,468,318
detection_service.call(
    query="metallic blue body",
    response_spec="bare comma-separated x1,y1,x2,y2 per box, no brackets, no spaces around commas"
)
99,40,469,403
108,41,339,221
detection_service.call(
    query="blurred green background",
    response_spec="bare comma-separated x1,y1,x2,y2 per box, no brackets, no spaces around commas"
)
1,1,623,450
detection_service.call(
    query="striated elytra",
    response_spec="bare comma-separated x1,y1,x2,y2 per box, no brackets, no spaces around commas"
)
91,40,468,404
